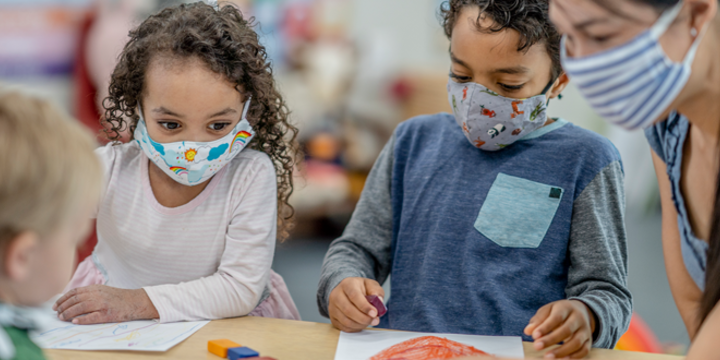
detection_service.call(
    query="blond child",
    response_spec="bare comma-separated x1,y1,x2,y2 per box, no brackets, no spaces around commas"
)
0,91,103,359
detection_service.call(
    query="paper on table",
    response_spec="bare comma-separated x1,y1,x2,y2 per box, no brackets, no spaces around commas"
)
30,317,209,352
335,329,524,360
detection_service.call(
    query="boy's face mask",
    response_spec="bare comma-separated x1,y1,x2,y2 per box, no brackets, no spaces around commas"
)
447,78,551,151
134,97,255,186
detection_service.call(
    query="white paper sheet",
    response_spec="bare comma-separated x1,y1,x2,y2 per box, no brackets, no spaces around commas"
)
30,317,209,352
335,330,524,360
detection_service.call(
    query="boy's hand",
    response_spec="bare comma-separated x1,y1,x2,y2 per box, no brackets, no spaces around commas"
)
53,285,159,324
328,277,385,332
524,300,596,359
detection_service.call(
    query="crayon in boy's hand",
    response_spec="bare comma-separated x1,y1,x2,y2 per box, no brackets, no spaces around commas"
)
366,295,387,317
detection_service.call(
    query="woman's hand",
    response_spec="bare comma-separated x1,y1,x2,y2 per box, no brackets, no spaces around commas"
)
524,300,596,359
52,285,159,324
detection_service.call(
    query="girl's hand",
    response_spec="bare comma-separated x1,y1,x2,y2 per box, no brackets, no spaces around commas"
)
52,285,159,324
523,300,596,359
328,277,385,332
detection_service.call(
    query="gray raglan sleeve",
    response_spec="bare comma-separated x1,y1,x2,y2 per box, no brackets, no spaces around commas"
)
566,160,633,349
316,133,396,318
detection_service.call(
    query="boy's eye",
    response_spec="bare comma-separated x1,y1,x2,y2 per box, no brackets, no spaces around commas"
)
209,122,231,131
159,122,180,130
499,83,524,91
450,72,472,83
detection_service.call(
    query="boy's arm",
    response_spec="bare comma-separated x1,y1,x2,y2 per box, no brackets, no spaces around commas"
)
565,160,632,349
317,133,396,318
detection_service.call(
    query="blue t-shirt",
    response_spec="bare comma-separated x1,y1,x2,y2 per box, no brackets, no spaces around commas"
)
379,113,623,338
645,113,708,290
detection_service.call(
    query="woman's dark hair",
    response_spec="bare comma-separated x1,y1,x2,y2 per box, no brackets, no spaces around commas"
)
700,169,720,328
440,0,563,79
102,2,299,240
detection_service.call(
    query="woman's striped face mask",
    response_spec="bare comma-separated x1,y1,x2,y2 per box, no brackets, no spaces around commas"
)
561,1,704,130
134,97,255,186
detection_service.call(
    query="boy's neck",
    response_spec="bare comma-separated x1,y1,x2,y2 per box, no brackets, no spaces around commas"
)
0,285,18,306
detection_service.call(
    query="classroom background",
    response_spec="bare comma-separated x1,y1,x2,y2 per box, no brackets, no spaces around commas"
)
0,0,684,354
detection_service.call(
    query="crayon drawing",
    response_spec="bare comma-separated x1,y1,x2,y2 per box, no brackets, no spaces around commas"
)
335,330,524,360
369,336,488,360
30,317,209,352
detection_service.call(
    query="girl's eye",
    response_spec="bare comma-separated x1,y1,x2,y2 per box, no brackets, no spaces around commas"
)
209,122,230,131
159,122,180,130
450,72,472,83
499,83,524,91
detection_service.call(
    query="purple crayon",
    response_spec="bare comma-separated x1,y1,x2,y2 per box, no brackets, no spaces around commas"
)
365,295,387,317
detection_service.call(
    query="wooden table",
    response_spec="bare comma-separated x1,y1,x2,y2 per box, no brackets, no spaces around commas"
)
45,316,683,360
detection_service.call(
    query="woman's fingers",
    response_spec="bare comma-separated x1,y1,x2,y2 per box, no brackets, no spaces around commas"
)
58,297,98,321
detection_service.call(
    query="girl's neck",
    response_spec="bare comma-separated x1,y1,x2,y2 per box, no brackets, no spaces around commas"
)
147,161,211,208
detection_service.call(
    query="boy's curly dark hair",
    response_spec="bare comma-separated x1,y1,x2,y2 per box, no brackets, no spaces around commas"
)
102,1,299,240
440,0,563,79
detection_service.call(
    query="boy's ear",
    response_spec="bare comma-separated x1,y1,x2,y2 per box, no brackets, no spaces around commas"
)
3,231,38,282
547,73,569,100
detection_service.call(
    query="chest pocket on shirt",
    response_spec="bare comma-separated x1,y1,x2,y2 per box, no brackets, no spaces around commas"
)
474,173,563,248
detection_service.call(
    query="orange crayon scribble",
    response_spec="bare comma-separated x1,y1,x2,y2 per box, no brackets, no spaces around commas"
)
369,336,490,360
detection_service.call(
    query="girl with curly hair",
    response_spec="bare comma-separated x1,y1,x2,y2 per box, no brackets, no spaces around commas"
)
52,1,301,324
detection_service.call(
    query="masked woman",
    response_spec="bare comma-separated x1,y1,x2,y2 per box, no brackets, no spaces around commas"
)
549,0,720,358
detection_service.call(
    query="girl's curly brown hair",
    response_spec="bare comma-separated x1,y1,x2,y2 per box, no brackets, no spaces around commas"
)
102,1,299,240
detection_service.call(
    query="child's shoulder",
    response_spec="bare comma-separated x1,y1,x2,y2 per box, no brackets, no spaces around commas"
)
392,113,458,149
3,326,45,360
549,120,622,165
396,113,456,137
227,148,275,177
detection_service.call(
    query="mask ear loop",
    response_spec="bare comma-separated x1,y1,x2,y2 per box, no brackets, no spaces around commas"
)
541,77,558,106
241,96,252,121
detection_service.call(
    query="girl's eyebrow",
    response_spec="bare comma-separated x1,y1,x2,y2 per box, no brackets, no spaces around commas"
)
208,108,237,118
152,107,183,118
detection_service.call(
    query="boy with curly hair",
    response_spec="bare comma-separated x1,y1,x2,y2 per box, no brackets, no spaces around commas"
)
317,0,632,358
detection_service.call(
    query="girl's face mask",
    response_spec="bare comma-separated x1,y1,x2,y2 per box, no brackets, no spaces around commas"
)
134,97,255,186
447,79,550,151
561,1,706,130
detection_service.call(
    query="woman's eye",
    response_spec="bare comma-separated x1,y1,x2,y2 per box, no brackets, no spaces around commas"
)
450,72,472,83
159,122,180,130
209,122,230,131
589,32,618,44
499,83,524,91
591,35,612,43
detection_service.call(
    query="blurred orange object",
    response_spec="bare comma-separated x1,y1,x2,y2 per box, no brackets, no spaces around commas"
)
615,313,663,353
307,132,342,161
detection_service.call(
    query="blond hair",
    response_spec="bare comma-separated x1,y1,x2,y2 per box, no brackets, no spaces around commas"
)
0,91,103,244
